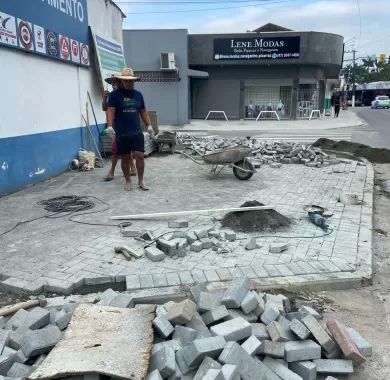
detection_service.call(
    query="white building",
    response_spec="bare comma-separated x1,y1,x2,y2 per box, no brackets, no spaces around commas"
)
0,0,124,195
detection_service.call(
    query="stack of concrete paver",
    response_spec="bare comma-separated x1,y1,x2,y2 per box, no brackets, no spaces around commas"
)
147,277,372,380
0,281,373,380
144,225,250,263
177,134,339,169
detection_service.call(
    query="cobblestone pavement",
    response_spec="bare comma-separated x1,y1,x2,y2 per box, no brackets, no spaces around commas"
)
0,153,373,295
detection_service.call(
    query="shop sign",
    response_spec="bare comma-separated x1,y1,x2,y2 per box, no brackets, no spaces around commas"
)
0,0,89,67
214,36,300,60
91,31,126,90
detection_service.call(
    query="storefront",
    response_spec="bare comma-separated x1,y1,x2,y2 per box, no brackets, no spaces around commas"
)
188,24,343,120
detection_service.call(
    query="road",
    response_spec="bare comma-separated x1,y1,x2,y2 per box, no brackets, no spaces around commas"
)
352,107,390,149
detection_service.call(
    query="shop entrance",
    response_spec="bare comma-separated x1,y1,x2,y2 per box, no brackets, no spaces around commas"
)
244,84,292,119
297,83,320,118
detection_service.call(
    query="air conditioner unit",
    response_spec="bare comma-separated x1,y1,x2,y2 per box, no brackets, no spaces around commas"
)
160,52,176,70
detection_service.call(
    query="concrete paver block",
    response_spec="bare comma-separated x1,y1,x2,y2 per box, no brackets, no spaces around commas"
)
244,238,258,251
269,244,288,253
201,239,213,249
153,339,182,354
168,220,189,228
153,314,174,339
194,229,209,240
8,327,30,350
109,293,133,308
241,335,261,356
19,325,61,358
186,232,198,244
302,314,337,354
55,311,72,331
290,319,311,340
346,327,372,357
219,341,266,380
267,321,290,342
149,346,176,378
202,306,229,326
210,317,251,342
313,359,354,374
193,356,222,380
220,364,239,380
284,340,321,362
326,319,366,364
203,369,221,380
227,309,258,323
145,247,165,262
96,288,117,306
176,349,193,375
0,356,14,376
197,292,221,313
167,361,183,380
260,305,280,325
4,310,29,330
146,369,163,380
180,336,226,367
299,306,321,320
167,299,197,325
263,356,302,380
172,326,197,346
241,291,259,314
224,231,236,242
157,239,178,256
251,323,270,341
186,312,212,338
221,277,251,308
6,363,32,378
258,341,285,358
190,241,203,253
289,361,317,380
0,331,9,354
13,350,28,365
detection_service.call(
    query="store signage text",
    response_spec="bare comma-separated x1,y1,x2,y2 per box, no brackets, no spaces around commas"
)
0,0,89,67
214,36,300,61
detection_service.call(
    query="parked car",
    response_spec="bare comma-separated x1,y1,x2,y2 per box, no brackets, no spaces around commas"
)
371,95,390,109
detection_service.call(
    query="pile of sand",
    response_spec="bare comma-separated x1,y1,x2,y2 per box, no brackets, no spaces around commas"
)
221,200,291,232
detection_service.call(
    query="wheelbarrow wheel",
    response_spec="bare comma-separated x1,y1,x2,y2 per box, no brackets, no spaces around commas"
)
233,160,254,180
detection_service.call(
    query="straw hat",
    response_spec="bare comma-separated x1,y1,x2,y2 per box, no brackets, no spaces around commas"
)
114,67,140,81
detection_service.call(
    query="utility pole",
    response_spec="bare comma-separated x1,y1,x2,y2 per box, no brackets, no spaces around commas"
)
352,49,357,108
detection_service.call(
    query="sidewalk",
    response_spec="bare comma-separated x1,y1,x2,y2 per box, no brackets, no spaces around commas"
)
161,109,366,133
0,153,373,295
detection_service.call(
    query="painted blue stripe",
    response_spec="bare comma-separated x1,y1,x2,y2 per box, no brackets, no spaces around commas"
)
0,124,105,195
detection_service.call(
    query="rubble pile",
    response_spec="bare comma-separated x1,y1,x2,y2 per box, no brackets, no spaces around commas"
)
0,280,373,379
177,134,341,169
148,277,372,380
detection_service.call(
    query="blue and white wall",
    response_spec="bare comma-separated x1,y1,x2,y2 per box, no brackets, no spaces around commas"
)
0,0,124,195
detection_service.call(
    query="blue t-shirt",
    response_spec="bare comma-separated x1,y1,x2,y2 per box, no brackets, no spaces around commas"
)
107,88,145,137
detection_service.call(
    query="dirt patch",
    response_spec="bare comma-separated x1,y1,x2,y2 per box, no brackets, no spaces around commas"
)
313,138,390,163
221,200,291,232
0,290,27,308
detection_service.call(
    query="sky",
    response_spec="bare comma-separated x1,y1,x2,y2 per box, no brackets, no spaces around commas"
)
115,0,390,62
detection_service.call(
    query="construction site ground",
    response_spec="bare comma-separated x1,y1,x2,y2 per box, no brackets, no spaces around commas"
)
0,150,389,379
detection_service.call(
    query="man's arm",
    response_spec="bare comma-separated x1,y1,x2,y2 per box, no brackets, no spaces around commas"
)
102,91,109,111
140,110,152,130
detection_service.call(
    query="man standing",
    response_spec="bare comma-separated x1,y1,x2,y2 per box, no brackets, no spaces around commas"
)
106,68,153,191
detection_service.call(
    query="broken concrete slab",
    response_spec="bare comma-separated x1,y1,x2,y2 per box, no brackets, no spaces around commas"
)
28,304,155,380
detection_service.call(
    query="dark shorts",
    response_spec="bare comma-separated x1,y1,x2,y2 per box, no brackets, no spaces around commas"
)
116,133,145,155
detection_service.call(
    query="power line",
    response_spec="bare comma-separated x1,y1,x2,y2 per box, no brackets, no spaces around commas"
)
120,0,291,14
355,0,362,50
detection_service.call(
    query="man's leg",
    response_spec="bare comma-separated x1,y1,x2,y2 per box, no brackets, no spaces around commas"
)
133,151,148,190
104,140,119,180
130,151,137,175
121,153,132,190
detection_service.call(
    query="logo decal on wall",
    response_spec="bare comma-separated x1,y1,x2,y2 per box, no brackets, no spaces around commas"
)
59,35,70,60
70,39,80,63
80,43,89,65
18,20,34,50
0,12,17,46
33,24,46,54
46,31,58,57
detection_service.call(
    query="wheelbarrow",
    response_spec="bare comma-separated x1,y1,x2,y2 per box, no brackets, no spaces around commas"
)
182,147,256,180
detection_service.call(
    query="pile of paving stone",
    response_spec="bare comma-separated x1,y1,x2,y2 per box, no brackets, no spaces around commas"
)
0,280,373,380
0,296,76,379
124,222,291,263
148,277,372,380
177,134,340,169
